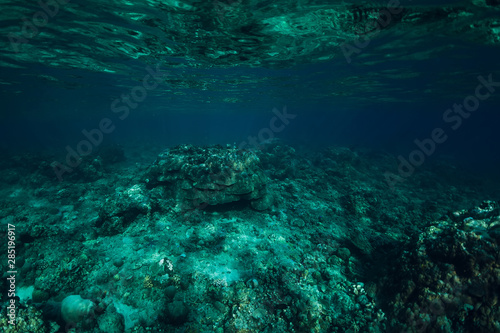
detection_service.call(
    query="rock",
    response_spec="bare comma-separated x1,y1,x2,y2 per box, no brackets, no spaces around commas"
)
61,295,95,324
97,304,125,333
96,184,153,235
251,192,274,211
165,300,189,325
336,247,351,261
165,286,176,299
32,289,50,303
113,259,124,268
144,144,272,211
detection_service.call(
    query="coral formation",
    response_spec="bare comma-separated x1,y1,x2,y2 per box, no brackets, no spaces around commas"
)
144,144,273,211
1,144,498,332
61,295,95,325
386,201,500,332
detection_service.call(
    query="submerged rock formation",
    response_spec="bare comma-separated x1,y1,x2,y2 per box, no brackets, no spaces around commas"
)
144,144,273,211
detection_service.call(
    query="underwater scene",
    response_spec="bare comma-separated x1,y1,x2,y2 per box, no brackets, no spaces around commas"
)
1,0,500,332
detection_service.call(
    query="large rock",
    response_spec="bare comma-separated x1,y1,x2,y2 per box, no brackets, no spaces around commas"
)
97,184,153,235
144,144,272,211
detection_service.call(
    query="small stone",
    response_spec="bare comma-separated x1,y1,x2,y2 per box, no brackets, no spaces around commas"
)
113,259,124,268
336,247,351,261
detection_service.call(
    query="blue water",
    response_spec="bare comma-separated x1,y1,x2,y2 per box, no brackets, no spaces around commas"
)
2,42,499,175
1,2,500,332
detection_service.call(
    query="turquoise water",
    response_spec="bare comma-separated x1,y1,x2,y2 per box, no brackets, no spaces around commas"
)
1,1,499,332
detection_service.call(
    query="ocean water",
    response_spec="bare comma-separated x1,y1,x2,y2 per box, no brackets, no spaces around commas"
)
1,1,499,332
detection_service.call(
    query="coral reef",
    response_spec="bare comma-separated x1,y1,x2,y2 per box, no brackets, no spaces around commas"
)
144,144,273,211
0,144,498,332
386,201,500,332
